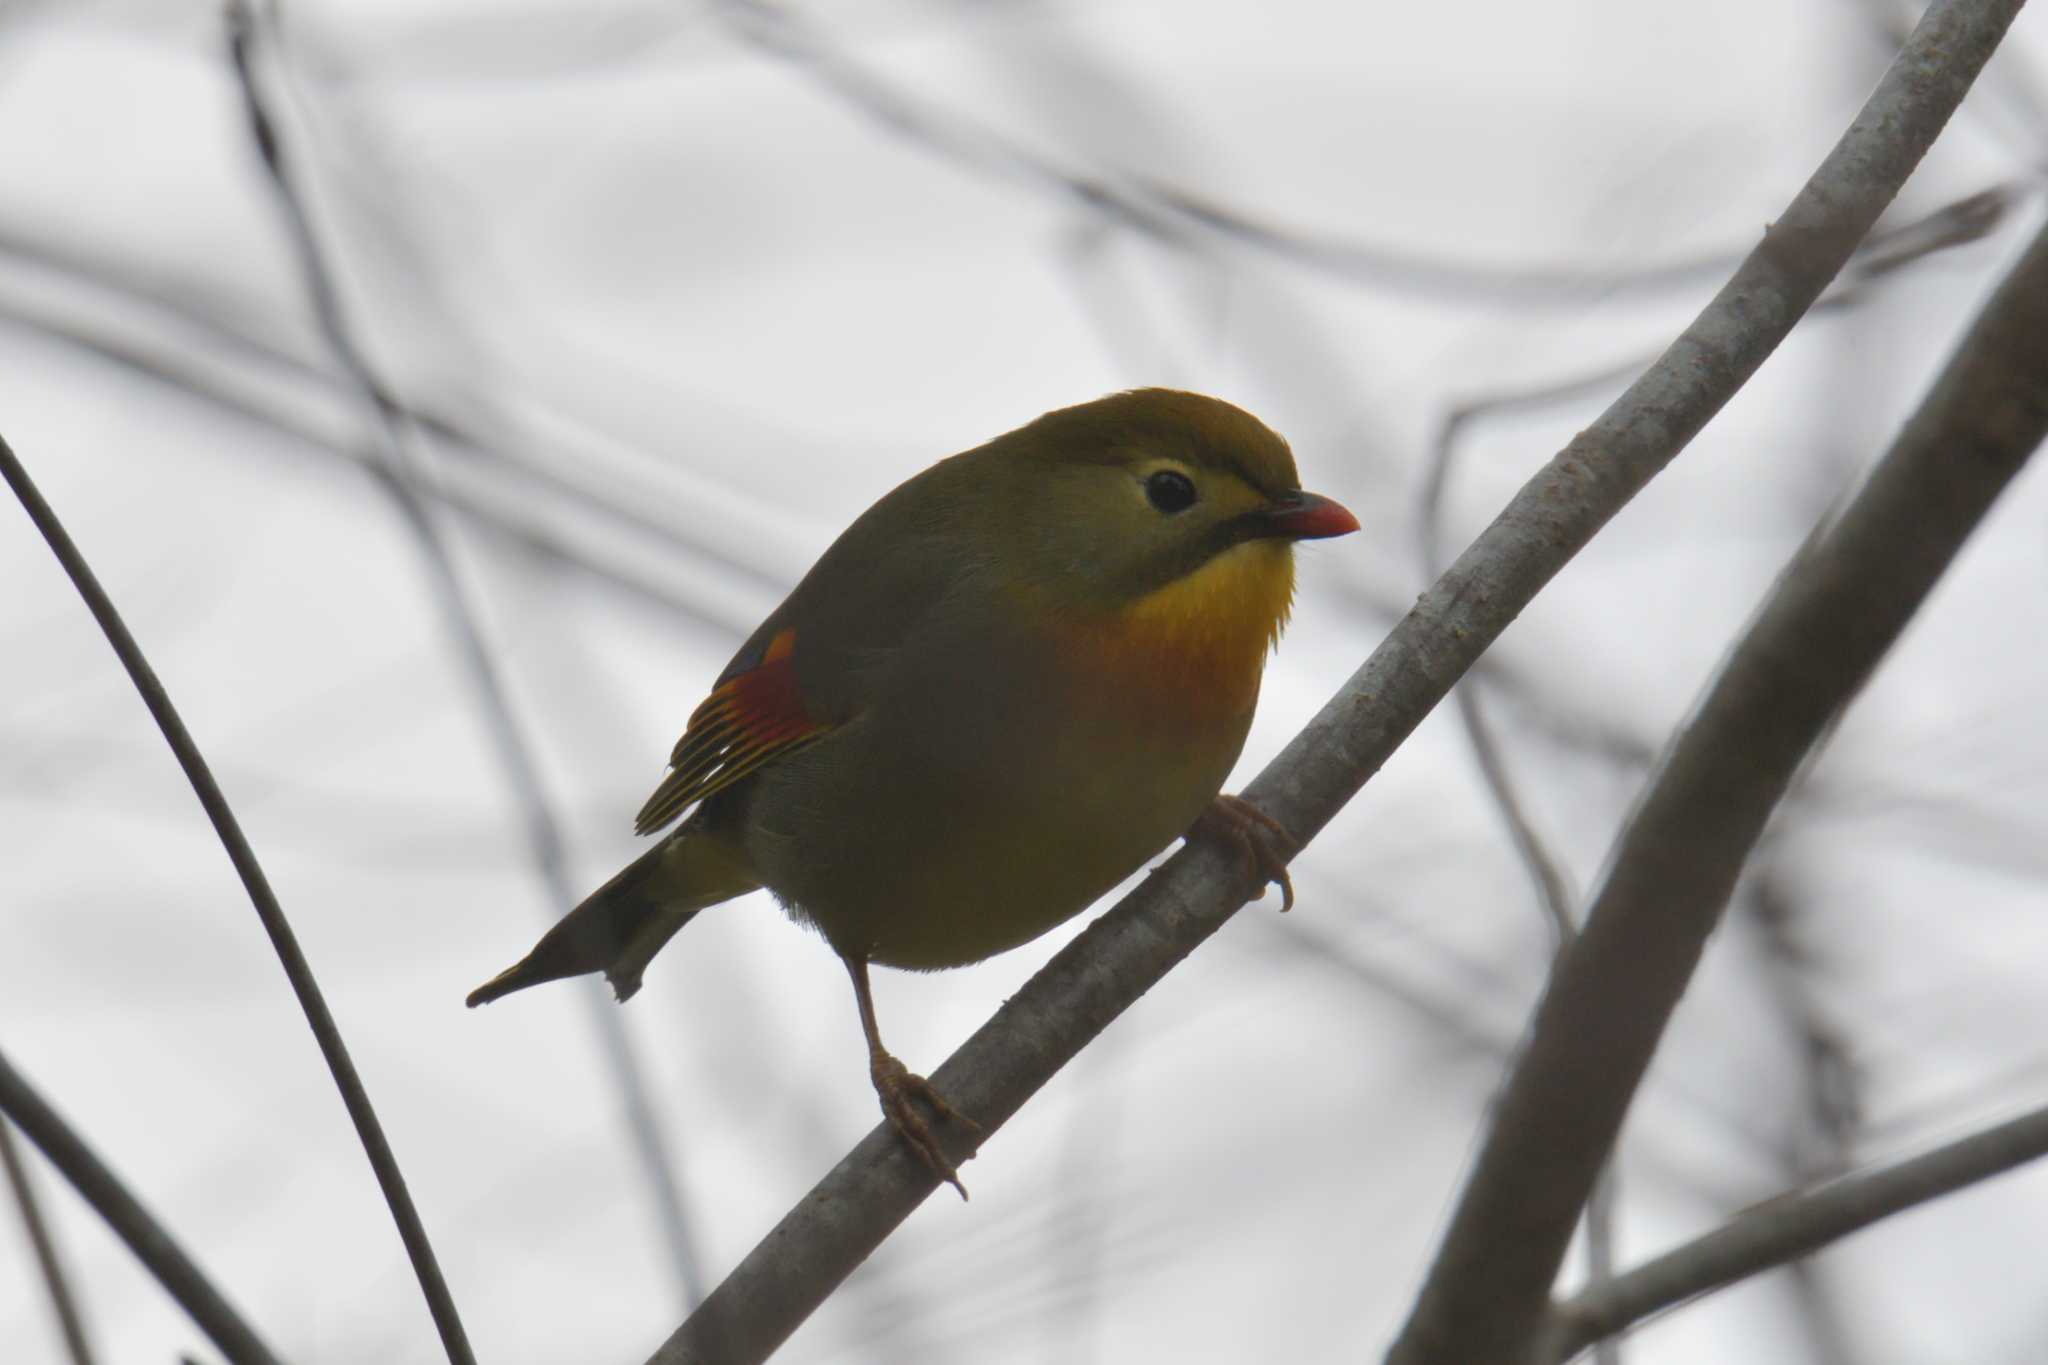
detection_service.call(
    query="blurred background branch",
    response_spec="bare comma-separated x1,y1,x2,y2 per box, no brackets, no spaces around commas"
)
4,1,2047,1362
1,1118,96,1365
1394,182,2048,1363
1551,1098,2048,1360
224,0,707,1312
1,422,474,1363
0,1045,279,1365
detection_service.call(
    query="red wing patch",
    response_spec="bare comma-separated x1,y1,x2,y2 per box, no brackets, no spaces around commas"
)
633,629,829,835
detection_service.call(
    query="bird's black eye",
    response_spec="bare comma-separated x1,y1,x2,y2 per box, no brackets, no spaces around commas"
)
1144,469,1197,514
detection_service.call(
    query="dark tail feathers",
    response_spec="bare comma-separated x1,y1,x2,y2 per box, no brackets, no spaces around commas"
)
466,831,754,1006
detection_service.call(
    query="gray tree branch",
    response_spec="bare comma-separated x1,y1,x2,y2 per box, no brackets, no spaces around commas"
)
716,0,2003,306
1,1117,96,1365
226,0,705,1317
1390,136,2048,1365
0,413,449,1363
0,1048,278,1365
1550,1100,2048,1360
655,2,2027,1360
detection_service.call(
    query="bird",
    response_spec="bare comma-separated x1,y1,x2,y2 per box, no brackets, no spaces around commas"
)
466,388,1357,1195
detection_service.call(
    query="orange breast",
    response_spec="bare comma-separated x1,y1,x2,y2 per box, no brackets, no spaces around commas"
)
1054,538,1296,727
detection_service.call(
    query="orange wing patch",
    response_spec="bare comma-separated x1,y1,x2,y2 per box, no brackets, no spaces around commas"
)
633,629,828,835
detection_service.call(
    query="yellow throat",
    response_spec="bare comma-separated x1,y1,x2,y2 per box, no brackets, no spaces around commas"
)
1072,538,1296,720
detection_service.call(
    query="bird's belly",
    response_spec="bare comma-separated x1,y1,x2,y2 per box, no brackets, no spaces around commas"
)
742,691,1252,970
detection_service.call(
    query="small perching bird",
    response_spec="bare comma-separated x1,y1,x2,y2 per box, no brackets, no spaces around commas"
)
468,389,1357,1194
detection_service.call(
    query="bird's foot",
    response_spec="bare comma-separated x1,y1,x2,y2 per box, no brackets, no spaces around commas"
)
871,1051,980,1199
1190,793,1297,911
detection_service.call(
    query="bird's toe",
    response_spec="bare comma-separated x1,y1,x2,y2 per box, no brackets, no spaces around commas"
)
870,1053,978,1198
1191,793,1298,911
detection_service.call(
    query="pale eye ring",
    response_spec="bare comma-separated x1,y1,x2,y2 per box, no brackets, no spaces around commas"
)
1144,469,1197,514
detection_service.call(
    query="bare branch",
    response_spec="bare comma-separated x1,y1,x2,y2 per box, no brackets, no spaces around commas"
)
0,410,462,1360
1550,1101,2048,1360
1418,411,1579,945
722,1,2017,308
1391,112,2048,1365
0,216,792,613
1744,870,1864,1363
1,1118,96,1365
719,0,1734,304
1421,348,1616,1363
224,0,707,1315
655,3,2026,1360
0,290,754,632
0,1049,279,1365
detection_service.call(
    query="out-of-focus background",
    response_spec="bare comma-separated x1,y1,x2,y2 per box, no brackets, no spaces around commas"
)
4,2,2048,1361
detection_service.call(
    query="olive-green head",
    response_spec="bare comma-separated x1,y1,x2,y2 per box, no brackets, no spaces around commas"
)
971,388,1357,612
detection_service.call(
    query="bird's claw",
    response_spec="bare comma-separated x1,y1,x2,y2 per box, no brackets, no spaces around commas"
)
1191,793,1298,911
871,1052,979,1199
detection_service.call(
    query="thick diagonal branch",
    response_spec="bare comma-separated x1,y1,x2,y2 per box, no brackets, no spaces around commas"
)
1391,168,2048,1365
655,3,2027,1361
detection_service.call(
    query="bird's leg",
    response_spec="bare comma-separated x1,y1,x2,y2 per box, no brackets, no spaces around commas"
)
1189,793,1298,911
844,953,979,1199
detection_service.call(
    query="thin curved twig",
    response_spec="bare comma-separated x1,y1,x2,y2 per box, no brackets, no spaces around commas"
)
1,1117,97,1365
1416,403,1582,940
1549,1100,2048,1360
0,292,753,633
0,218,793,609
1744,870,1863,1364
1418,338,1614,1362
716,0,1737,304
718,0,2020,308
0,1050,277,1365
1,417,465,1360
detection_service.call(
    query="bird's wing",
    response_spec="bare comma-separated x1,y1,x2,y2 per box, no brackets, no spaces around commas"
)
632,451,981,837
632,624,831,835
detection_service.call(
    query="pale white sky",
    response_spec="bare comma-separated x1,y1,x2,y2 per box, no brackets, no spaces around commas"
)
3,3,2048,1362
